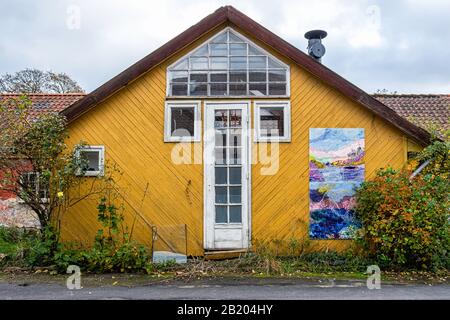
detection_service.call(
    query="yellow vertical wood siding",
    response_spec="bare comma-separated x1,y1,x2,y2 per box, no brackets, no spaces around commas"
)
61,23,410,255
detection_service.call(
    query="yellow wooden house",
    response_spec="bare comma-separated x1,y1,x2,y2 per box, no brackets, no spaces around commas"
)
59,6,430,256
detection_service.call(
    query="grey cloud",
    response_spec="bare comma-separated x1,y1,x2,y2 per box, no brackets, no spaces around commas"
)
0,0,448,93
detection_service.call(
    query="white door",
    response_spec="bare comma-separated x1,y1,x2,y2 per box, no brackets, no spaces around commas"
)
204,102,250,250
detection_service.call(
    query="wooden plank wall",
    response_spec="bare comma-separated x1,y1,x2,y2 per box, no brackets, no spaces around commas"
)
61,23,408,256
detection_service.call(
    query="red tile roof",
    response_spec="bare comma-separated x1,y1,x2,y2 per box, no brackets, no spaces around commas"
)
0,93,86,120
373,94,449,132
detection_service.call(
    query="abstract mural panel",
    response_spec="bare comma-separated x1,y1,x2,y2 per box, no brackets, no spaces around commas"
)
309,128,364,239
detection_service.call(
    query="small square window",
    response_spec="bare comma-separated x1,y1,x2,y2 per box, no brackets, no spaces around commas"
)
254,102,291,142
76,146,105,176
164,102,201,142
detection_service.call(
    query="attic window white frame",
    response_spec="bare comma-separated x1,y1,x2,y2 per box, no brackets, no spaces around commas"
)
164,101,201,142
254,101,291,142
75,145,105,177
166,27,290,98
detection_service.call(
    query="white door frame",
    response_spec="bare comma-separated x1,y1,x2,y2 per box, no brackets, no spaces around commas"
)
203,101,251,250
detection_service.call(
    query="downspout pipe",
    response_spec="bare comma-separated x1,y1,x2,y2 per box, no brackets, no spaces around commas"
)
409,158,432,180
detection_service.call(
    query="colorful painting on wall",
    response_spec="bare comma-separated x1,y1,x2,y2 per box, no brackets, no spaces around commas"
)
309,128,364,239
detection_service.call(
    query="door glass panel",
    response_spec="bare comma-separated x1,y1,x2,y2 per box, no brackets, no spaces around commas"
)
229,167,241,184
229,110,242,127
213,107,244,226
215,206,228,223
214,110,228,128
230,129,241,146
215,186,227,203
229,187,241,203
215,148,226,164
215,130,226,146
215,167,227,185
229,147,242,164
229,206,242,223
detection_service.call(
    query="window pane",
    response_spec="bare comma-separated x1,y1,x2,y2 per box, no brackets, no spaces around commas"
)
172,58,188,70
230,71,247,83
230,43,247,55
171,107,194,136
268,57,284,68
229,167,241,184
215,167,227,184
169,71,188,83
211,32,227,43
190,57,208,70
230,129,241,146
81,151,100,171
229,147,242,164
215,186,227,203
189,83,207,96
214,110,228,128
229,110,242,127
230,57,247,70
215,130,226,146
215,148,227,164
249,83,267,96
229,31,244,42
229,187,241,203
249,70,266,82
171,83,187,96
248,44,261,55
215,206,228,223
210,43,227,56
210,83,227,96
229,206,242,223
210,57,227,69
190,73,207,83
269,69,287,82
268,83,287,95
192,45,208,56
249,56,266,69
229,83,247,95
210,72,227,82
259,107,284,137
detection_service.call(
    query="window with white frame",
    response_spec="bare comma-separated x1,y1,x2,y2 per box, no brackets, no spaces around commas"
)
19,172,49,202
76,146,105,176
254,101,291,142
166,28,289,97
164,101,201,142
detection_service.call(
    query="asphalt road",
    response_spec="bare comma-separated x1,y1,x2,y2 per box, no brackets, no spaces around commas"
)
0,278,449,300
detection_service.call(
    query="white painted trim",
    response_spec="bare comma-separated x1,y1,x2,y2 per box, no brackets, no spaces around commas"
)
203,101,252,250
76,145,105,177
164,100,202,142
254,100,291,142
166,27,290,98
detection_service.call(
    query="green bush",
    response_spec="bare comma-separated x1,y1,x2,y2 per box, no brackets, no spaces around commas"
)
53,196,151,273
0,226,57,267
355,168,450,270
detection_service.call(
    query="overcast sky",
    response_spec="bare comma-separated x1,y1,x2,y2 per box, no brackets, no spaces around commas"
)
1,0,449,94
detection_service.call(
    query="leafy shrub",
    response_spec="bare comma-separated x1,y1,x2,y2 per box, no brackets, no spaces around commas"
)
0,226,57,267
355,168,450,270
53,196,151,273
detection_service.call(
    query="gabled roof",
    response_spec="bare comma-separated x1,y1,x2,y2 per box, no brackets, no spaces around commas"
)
60,5,432,145
373,94,449,132
0,93,86,121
